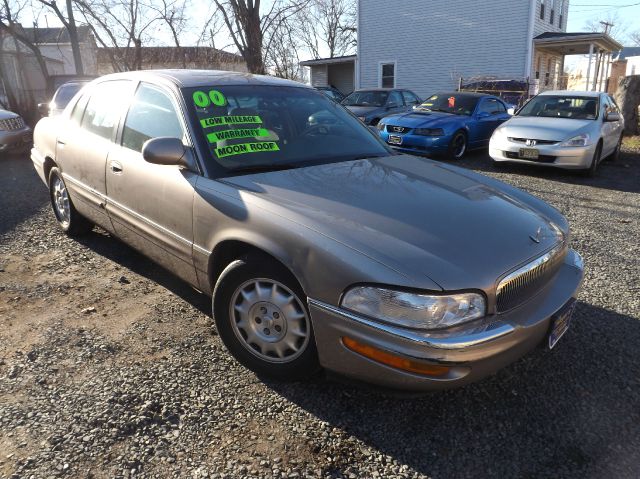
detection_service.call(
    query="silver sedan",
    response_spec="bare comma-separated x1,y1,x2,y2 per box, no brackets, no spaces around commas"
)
489,91,624,176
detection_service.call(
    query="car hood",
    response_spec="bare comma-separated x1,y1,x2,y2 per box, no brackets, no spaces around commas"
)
384,110,460,128
0,109,20,120
222,155,565,291
344,105,382,117
501,116,594,141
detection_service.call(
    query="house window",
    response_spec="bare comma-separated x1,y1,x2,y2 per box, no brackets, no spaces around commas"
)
545,58,552,85
380,62,396,88
540,0,545,20
559,0,564,27
550,0,555,24
536,56,541,80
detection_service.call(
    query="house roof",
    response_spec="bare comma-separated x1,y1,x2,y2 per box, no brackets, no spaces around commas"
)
96,47,244,65
24,26,93,44
617,46,640,60
534,31,623,54
300,55,357,66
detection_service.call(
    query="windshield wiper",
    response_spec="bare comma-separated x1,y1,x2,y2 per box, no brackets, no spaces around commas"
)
227,163,302,175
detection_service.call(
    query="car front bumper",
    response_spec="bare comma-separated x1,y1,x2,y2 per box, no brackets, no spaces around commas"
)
379,131,450,156
0,127,32,152
308,249,584,391
489,137,596,169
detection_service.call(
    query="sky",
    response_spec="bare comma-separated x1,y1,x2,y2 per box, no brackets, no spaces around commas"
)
567,0,640,43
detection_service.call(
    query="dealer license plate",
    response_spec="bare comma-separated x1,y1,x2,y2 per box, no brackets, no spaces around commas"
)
388,135,403,145
519,148,539,160
548,298,576,349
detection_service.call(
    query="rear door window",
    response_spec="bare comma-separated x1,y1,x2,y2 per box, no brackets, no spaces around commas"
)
80,81,132,140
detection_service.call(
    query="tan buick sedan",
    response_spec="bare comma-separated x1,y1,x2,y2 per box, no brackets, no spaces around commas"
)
31,70,583,391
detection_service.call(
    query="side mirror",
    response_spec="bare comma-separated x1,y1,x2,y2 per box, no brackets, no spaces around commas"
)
142,137,191,168
507,107,516,115
477,111,491,119
605,111,620,122
37,103,50,116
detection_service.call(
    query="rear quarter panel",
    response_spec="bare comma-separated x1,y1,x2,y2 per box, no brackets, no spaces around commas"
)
31,117,60,184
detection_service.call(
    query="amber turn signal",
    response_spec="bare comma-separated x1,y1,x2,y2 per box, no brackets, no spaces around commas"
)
342,337,451,377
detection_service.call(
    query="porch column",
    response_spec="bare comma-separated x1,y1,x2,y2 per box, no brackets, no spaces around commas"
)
604,52,612,93
585,43,594,91
593,50,603,92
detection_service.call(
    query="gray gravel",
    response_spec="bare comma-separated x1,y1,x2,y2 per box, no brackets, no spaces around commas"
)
1,148,639,479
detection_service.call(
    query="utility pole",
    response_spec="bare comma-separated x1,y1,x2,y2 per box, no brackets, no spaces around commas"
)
600,21,614,35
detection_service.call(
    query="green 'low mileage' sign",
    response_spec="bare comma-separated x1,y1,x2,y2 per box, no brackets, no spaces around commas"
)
200,115,263,128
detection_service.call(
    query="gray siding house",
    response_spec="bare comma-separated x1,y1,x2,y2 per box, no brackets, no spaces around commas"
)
357,0,571,98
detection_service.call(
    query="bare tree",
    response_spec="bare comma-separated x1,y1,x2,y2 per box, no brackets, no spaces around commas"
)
264,14,304,80
584,12,628,42
631,30,640,47
74,0,161,71
210,0,306,74
298,0,355,59
35,0,85,74
148,0,188,67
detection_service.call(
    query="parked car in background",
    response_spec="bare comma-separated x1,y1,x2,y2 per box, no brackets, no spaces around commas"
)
341,88,421,125
315,86,346,103
39,80,91,117
378,93,511,160
0,109,32,155
489,91,624,176
31,70,584,391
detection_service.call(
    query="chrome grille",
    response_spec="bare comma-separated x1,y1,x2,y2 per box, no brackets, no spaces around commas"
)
496,244,566,312
508,137,558,145
0,116,25,131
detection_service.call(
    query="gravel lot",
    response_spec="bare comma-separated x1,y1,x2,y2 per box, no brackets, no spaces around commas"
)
1,147,639,479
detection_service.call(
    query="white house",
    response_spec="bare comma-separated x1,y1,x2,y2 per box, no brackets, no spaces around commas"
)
303,0,621,99
24,26,98,76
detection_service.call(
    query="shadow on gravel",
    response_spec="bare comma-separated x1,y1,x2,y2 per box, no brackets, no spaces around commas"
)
0,154,49,236
75,230,211,316
267,301,640,478
459,150,640,195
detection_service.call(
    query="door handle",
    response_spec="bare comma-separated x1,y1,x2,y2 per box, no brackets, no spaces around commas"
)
109,161,123,173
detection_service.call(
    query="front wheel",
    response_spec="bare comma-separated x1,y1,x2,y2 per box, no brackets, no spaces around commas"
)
48,167,92,235
583,143,602,178
447,131,467,160
212,256,320,380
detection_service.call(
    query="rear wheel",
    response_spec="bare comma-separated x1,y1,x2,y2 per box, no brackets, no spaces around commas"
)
447,131,467,160
212,256,320,380
48,167,92,235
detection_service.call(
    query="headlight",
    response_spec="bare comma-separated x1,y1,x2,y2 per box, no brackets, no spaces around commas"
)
341,286,486,330
376,122,385,131
560,133,590,147
492,127,507,139
414,128,444,136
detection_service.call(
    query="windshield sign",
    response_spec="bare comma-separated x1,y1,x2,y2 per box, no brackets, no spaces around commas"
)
416,94,479,116
184,86,390,175
517,95,599,120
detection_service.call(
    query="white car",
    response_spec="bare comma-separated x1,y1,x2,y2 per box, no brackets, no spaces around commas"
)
489,91,624,176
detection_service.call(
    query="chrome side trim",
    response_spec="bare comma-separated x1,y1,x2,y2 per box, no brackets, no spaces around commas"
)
308,298,514,350
62,173,107,202
193,244,210,256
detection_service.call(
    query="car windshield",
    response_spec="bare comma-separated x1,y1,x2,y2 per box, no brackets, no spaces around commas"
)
53,83,85,108
517,95,599,120
341,91,389,107
184,85,392,176
415,94,479,116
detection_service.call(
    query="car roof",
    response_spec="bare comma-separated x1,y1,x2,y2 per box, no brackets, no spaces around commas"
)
538,90,602,98
429,92,491,99
94,69,310,89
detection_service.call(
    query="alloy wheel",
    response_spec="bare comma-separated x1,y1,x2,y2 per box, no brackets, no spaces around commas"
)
52,175,71,227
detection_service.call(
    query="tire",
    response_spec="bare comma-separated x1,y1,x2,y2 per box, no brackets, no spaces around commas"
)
212,256,320,380
48,167,93,235
446,131,467,160
583,142,602,178
608,135,622,162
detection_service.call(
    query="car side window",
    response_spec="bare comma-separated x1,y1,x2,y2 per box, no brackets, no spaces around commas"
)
122,83,185,153
70,94,89,124
401,91,418,105
388,91,403,106
80,81,131,140
479,99,504,115
606,95,620,113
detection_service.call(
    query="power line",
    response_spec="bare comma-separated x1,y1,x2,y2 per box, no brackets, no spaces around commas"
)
570,1,640,7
